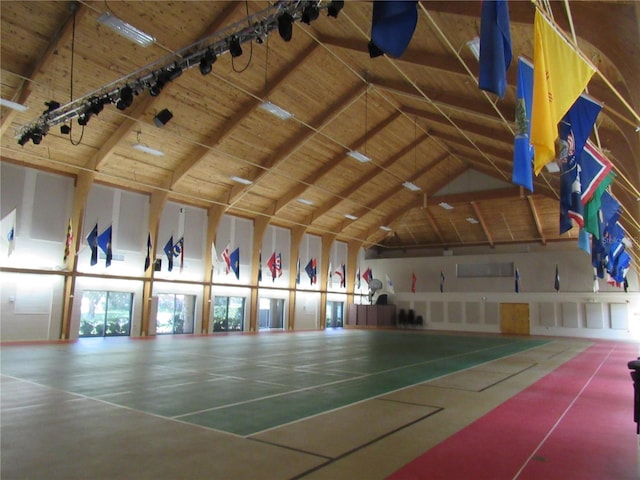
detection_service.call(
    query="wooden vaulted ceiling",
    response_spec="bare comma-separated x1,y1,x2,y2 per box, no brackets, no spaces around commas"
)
1,1,638,255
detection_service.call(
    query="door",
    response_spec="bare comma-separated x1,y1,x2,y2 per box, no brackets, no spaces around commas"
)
326,301,344,328
500,303,530,335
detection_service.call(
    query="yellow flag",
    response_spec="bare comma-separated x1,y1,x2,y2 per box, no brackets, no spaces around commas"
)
531,10,595,175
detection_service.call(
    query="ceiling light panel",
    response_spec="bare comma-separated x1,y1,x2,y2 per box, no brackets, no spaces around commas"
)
97,12,155,47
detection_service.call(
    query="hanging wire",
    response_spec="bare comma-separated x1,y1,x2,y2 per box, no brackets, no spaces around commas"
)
68,3,84,146
232,0,253,73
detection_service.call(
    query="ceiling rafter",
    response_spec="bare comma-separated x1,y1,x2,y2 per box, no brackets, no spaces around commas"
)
470,201,494,247
526,195,547,245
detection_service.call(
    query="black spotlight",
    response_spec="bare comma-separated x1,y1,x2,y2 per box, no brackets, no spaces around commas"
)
278,13,294,42
60,124,71,135
77,110,92,126
368,40,385,58
327,1,344,18
30,128,44,145
199,49,217,75
18,131,30,146
116,86,134,110
166,63,183,82
229,36,243,58
153,108,173,127
301,4,319,24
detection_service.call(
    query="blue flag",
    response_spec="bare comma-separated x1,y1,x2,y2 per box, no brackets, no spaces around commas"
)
230,247,240,280
558,94,601,233
440,270,445,293
370,1,418,58
305,259,315,285
478,0,512,98
87,223,98,266
173,237,184,272
579,141,612,205
97,225,113,267
164,235,174,272
554,264,560,292
514,267,520,293
578,228,591,255
296,257,300,285
512,57,534,191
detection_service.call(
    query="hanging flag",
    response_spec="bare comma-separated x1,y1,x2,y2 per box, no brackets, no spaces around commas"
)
1,209,17,257
577,228,591,255
579,141,612,205
370,1,418,58
515,267,520,293
164,236,174,272
222,243,231,274
172,237,184,272
97,225,113,267
230,247,240,280
296,257,300,285
276,252,283,277
478,0,512,98
531,10,595,175
583,172,615,238
557,95,601,234
341,263,346,288
305,258,314,284
258,250,263,282
554,264,560,292
411,272,416,293
87,223,99,266
512,57,534,192
328,261,333,285
385,273,395,294
592,267,599,293
211,242,220,273
356,267,361,290
440,270,445,293
312,258,317,284
144,233,152,271
267,252,277,281
63,217,73,263
362,267,373,284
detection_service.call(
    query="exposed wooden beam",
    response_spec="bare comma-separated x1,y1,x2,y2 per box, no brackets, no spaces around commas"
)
471,201,494,247
422,207,445,244
431,187,522,206
527,195,547,245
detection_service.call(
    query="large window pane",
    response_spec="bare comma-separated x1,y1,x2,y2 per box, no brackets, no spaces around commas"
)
156,294,195,334
79,291,132,337
213,296,244,332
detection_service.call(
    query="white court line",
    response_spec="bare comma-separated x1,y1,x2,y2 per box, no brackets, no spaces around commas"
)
511,344,615,480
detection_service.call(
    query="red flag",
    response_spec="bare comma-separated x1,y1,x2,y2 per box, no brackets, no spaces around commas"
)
362,267,372,284
411,272,416,293
267,252,277,281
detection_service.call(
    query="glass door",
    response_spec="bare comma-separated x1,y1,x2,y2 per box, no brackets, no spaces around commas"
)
258,298,285,330
212,296,245,332
79,291,133,337
156,294,195,334
326,301,344,328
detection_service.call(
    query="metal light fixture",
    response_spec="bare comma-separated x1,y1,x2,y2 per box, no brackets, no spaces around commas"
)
379,225,392,232
466,217,479,224
301,4,319,24
133,131,164,156
277,13,294,41
439,202,454,210
327,1,344,18
0,98,28,111
344,213,358,220
153,108,173,127
97,12,155,47
259,101,293,120
402,181,421,191
347,150,371,163
116,86,134,110
230,176,252,185
297,198,314,206
229,36,242,57
199,49,217,75
467,36,480,61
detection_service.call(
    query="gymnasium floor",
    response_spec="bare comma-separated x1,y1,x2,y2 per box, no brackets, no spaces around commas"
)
1,329,638,479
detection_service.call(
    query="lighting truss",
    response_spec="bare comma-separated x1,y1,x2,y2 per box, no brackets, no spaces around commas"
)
16,1,334,145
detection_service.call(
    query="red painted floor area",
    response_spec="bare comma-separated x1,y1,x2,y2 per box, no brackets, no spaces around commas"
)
388,342,639,480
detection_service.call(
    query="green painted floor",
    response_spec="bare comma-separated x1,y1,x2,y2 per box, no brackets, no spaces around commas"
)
1,330,548,436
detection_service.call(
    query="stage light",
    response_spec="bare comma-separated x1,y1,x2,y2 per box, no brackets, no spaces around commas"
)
166,63,183,81
153,108,173,127
43,100,60,114
327,1,344,18
368,40,384,58
116,86,133,110
77,110,92,126
30,129,44,144
148,82,162,96
302,5,319,24
17,131,30,146
199,49,217,75
229,37,242,57
60,124,71,135
278,13,294,41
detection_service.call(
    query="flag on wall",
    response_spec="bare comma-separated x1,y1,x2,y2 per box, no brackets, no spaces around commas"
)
87,223,99,266
296,257,300,285
592,267,599,293
267,252,277,281
385,273,395,294
144,233,152,271
172,236,184,272
258,250,263,282
335,264,345,288
478,0,512,98
222,243,231,274
4,208,16,258
362,267,373,284
164,235,174,272
579,141,612,205
531,10,595,175
356,267,361,289
276,252,282,278
211,242,220,273
411,272,417,293
370,1,418,58
305,258,316,284
97,225,113,267
328,261,333,285
512,57,534,191
63,217,73,263
583,172,615,239
515,267,520,293
440,270,445,293
341,263,346,288
554,264,560,292
230,247,240,280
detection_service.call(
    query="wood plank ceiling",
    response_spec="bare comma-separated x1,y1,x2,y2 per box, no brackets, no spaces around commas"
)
1,1,638,255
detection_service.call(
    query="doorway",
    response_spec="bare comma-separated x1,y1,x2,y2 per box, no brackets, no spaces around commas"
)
326,301,344,328
79,291,132,337
259,298,285,330
500,303,530,335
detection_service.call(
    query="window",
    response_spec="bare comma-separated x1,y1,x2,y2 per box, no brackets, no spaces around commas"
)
258,298,284,330
326,301,344,328
213,296,245,332
156,294,195,334
79,291,132,337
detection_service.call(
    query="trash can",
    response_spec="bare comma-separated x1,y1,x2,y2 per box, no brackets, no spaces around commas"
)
627,359,640,434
